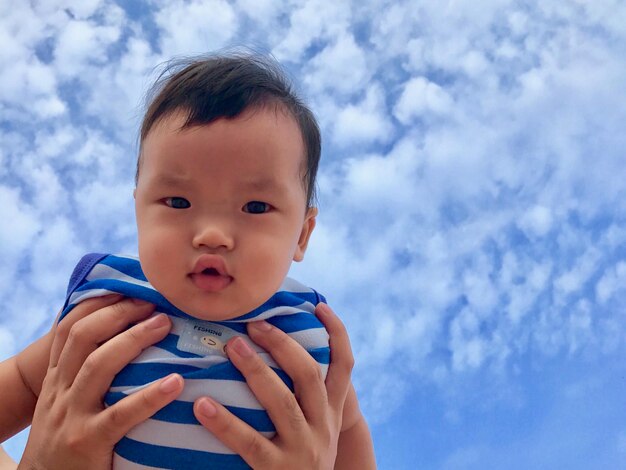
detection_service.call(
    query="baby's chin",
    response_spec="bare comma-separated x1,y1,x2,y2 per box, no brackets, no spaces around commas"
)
167,294,269,322
144,271,279,322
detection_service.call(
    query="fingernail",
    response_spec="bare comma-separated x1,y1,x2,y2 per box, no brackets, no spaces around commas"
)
159,374,181,393
197,398,217,418
132,298,151,306
230,337,254,357
249,320,272,332
145,313,168,329
315,302,330,317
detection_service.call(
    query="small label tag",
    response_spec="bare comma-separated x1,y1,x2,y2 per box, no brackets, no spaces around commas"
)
176,321,239,357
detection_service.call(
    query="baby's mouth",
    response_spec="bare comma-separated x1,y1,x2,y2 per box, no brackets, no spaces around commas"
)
191,268,233,292
190,255,233,292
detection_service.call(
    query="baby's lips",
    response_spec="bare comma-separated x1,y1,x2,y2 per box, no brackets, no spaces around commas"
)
192,254,229,276
190,271,233,292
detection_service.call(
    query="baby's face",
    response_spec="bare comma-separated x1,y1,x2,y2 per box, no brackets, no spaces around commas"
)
134,107,316,320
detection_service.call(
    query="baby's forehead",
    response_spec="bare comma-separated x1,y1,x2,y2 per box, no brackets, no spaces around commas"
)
162,102,299,136
138,107,307,187
150,169,292,193
145,105,303,151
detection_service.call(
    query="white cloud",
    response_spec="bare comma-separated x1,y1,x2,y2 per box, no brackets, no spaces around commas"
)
71,132,131,180
34,96,67,118
357,369,409,425
154,0,238,57
272,0,351,62
82,38,159,136
394,76,454,124
29,164,68,216
507,9,529,36
74,180,136,244
304,33,369,97
0,186,41,260
463,262,499,313
0,186,42,300
234,0,283,28
34,125,76,159
553,248,601,302
450,324,488,371
339,137,422,214
54,16,123,77
0,56,59,113
368,314,396,364
596,262,626,304
332,84,394,147
368,1,422,59
397,310,438,361
565,299,593,354
30,218,83,297
55,0,104,19
503,259,552,324
518,205,553,238
0,327,16,362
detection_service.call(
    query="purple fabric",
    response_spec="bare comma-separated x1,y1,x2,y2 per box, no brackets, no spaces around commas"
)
64,252,107,307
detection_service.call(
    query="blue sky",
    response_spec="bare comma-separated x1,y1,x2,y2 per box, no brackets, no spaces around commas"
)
2,1,626,468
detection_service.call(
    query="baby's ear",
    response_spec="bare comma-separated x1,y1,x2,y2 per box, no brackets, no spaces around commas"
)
293,207,317,262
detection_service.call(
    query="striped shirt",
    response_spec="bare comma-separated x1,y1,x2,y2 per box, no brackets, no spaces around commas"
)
61,253,330,469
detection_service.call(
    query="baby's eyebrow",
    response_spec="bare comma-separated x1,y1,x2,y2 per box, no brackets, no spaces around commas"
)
153,173,190,187
240,178,286,192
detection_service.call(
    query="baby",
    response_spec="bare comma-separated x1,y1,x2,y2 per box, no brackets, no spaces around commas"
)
57,53,331,468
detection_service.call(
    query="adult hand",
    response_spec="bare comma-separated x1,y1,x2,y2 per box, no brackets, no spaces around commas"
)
194,303,354,469
18,296,184,470
0,445,17,470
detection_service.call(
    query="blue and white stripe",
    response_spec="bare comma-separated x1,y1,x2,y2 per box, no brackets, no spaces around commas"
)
60,254,330,470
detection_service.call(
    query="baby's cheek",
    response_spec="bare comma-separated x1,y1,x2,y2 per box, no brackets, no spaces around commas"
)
252,255,292,296
138,240,171,286
139,254,161,289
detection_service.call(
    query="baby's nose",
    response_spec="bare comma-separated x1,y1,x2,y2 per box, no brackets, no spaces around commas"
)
192,223,234,250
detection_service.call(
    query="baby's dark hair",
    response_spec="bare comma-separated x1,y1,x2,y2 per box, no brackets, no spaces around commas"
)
137,52,321,207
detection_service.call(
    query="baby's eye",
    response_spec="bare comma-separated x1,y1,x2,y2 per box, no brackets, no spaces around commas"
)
243,201,271,214
164,197,191,209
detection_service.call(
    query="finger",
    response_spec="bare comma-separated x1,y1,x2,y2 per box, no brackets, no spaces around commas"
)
92,373,183,445
49,294,123,367
246,320,328,427
71,313,172,400
54,298,156,386
225,336,309,441
314,303,354,411
194,396,276,469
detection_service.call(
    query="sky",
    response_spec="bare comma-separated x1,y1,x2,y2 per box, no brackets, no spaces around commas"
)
1,0,626,468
